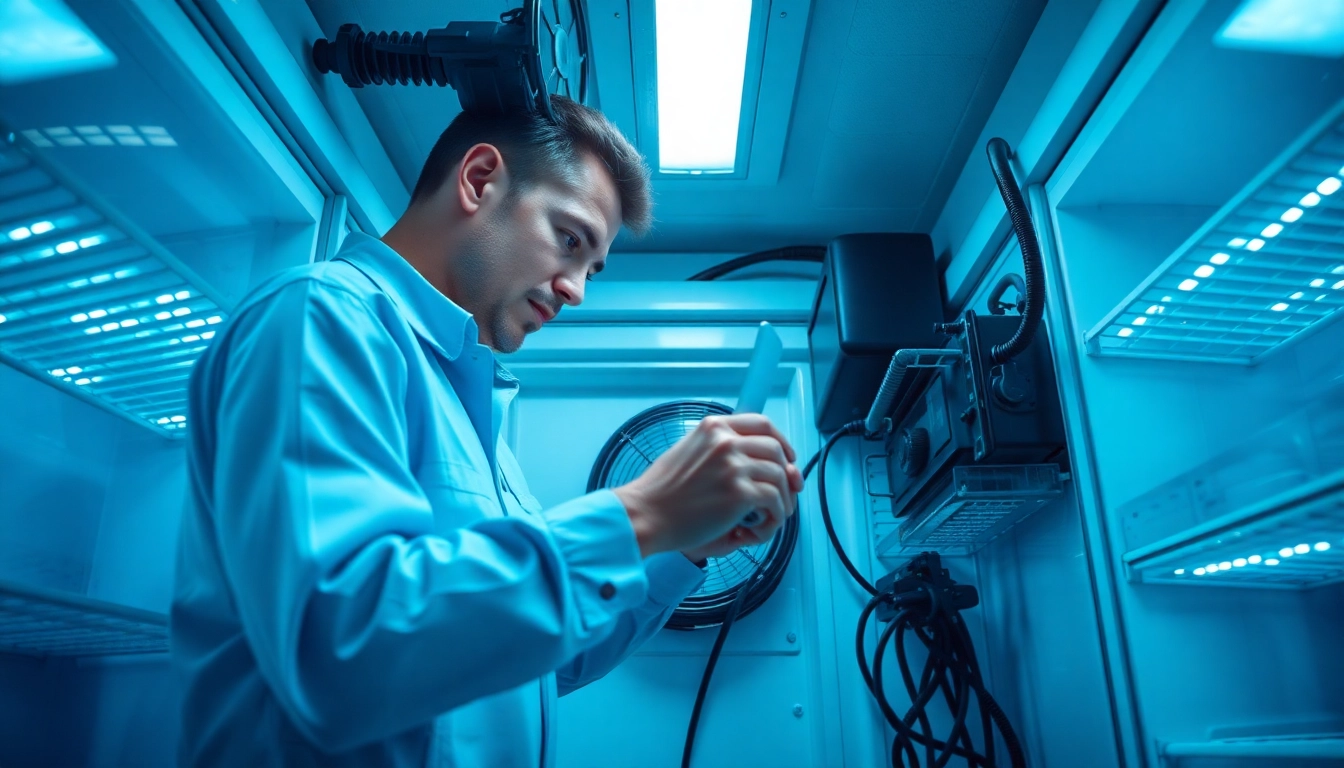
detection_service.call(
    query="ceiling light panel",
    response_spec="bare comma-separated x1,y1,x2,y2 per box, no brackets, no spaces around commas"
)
0,141,225,437
1086,109,1344,363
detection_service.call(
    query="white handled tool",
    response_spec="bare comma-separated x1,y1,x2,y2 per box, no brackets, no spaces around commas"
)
735,321,783,527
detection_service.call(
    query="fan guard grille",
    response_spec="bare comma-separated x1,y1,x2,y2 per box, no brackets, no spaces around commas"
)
587,400,795,627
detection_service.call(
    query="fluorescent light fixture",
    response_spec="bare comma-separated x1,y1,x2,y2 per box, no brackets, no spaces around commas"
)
1316,541,1331,551
1215,0,1344,57
1290,291,1304,299
1320,177,1343,195
1210,253,1230,264
1118,327,1134,337
1194,265,1215,277
1261,222,1284,237
1301,192,1321,206
1281,207,1304,222
1271,302,1289,311
1248,555,1262,564
1133,316,1147,326
0,0,118,85
655,0,753,173
1311,278,1326,287
1178,278,1199,291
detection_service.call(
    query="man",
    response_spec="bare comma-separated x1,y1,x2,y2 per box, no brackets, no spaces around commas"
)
170,96,802,767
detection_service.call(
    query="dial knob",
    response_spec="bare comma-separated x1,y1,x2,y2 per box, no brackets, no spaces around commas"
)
897,428,930,477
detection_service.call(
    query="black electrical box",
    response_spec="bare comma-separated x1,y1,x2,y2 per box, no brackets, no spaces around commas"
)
808,233,943,433
885,310,1068,517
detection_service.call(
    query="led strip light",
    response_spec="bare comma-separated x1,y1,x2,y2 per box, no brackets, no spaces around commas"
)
0,136,229,436
1086,102,1344,363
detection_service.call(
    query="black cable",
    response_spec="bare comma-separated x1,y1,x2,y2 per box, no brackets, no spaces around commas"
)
686,246,826,282
985,138,1045,365
952,616,1026,768
682,443,817,768
818,421,877,595
854,565,1035,768
895,621,937,767
681,563,757,768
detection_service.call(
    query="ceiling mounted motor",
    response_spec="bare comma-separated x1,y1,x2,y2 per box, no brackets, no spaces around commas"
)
311,0,590,121
588,401,799,630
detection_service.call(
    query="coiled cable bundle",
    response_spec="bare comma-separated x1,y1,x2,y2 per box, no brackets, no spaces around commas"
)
858,554,1025,768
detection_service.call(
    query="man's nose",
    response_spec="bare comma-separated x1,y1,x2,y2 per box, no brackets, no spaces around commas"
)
554,274,585,306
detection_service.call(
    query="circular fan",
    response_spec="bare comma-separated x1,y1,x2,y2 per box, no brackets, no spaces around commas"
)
587,401,798,630
535,0,589,106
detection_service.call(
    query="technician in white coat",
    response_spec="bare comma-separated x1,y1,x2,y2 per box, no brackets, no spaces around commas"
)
170,95,802,767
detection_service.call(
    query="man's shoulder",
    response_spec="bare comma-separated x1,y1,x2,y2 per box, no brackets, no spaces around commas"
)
234,259,384,318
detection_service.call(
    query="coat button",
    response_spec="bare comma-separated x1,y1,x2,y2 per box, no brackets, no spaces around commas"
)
599,582,616,600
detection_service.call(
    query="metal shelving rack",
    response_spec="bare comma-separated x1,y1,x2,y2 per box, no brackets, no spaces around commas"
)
0,579,168,658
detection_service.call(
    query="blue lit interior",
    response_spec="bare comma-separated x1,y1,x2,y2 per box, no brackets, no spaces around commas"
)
2,1,1344,766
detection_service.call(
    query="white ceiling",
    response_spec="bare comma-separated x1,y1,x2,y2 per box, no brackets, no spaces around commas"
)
306,0,1046,252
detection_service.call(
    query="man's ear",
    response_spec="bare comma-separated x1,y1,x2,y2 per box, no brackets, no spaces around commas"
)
457,143,507,216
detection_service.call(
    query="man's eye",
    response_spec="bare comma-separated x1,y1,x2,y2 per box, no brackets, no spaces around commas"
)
564,233,581,252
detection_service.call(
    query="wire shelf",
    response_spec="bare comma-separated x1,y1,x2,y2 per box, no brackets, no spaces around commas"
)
1124,468,1344,590
1161,733,1344,763
0,579,168,658
1085,100,1344,364
0,138,229,437
876,464,1064,557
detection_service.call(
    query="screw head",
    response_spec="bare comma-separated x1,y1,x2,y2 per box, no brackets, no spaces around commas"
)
792,704,804,718
780,11,788,17
786,631,797,644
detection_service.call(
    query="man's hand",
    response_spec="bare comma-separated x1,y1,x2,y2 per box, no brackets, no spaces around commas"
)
614,413,802,559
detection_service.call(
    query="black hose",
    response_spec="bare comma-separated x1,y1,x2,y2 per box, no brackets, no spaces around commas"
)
686,246,826,281
985,138,1045,365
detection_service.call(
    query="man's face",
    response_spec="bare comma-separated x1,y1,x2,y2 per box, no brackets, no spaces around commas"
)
452,151,622,353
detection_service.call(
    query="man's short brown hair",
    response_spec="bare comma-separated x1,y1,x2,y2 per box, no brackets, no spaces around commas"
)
410,96,652,235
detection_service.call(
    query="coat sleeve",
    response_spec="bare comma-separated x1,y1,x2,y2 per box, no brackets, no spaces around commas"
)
198,278,651,752
554,551,706,695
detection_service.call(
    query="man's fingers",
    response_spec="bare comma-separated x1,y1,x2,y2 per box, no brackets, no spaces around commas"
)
721,414,797,463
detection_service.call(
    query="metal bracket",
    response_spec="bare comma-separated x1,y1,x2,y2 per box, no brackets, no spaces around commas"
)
863,452,894,499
